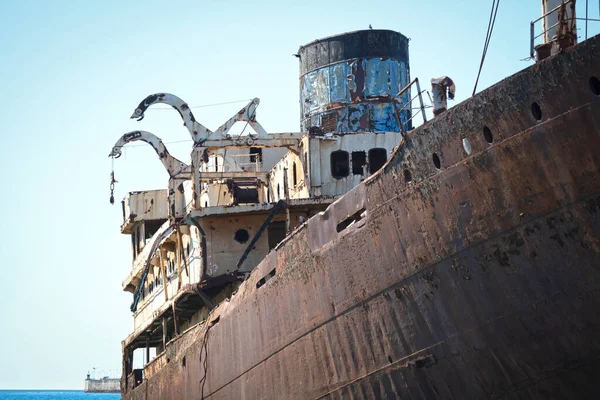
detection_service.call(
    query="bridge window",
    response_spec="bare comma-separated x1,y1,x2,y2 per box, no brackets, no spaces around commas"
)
352,151,366,175
368,148,387,174
250,147,262,163
331,150,349,179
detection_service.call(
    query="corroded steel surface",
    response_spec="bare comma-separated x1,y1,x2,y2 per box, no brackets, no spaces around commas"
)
123,35,600,400
299,30,411,133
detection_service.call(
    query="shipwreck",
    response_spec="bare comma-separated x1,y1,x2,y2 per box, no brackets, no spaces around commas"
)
109,1,600,398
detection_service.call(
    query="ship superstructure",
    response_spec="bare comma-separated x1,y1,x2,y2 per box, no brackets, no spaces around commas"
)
112,29,424,393
112,2,600,398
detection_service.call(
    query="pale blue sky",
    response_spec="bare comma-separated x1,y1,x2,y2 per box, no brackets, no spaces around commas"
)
0,0,598,390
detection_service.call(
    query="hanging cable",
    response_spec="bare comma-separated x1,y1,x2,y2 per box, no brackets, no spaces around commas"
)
473,0,501,96
214,102,258,206
199,321,212,399
109,156,117,204
122,139,192,148
149,98,253,111
586,0,589,40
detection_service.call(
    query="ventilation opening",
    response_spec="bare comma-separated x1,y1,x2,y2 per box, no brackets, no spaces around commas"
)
404,169,412,182
352,151,366,175
336,208,366,233
483,126,493,143
462,138,472,154
293,162,298,186
531,102,542,121
256,268,276,289
249,147,263,163
234,229,250,244
368,148,387,174
432,153,441,169
590,76,600,96
331,150,350,179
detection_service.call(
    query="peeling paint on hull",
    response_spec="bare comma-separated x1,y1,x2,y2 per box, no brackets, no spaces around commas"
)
122,35,600,400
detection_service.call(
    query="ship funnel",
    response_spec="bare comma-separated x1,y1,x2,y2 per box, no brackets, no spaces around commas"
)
298,30,411,133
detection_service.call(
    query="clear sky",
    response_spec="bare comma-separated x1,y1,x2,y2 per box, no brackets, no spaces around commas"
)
0,0,598,390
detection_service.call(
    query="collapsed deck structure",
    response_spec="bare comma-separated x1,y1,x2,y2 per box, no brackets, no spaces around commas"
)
112,3,600,398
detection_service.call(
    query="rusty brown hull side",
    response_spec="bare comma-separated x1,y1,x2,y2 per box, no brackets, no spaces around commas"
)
123,36,600,400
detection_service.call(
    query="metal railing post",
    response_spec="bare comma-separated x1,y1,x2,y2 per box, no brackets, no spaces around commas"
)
415,78,427,123
530,21,535,58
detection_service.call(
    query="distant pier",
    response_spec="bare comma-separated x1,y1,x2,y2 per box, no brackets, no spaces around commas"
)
84,377,120,393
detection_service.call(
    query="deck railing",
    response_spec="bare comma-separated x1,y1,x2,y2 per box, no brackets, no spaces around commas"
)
530,0,600,59
394,77,429,133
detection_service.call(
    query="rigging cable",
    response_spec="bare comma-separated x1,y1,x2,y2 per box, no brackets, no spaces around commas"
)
215,102,258,206
149,98,253,110
473,0,501,96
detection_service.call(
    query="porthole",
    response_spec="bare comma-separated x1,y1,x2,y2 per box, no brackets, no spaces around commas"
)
432,153,441,169
483,126,493,143
590,76,600,96
531,102,542,121
462,138,472,154
234,229,250,244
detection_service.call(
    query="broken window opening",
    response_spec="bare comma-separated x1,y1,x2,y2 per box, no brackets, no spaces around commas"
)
293,162,298,186
267,221,286,250
336,208,366,233
368,148,387,174
250,147,263,163
256,268,276,289
331,150,350,179
352,151,366,175
144,219,166,242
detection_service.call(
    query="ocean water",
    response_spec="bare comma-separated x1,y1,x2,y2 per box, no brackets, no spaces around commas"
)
0,391,120,400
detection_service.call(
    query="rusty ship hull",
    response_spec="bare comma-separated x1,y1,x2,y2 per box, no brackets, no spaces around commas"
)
123,35,600,399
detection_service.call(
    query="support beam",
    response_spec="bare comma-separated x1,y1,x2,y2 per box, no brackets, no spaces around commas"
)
172,302,180,336
176,229,182,290
283,168,291,234
145,336,150,366
198,171,268,180
162,317,167,350
177,228,189,281
235,200,287,270
159,249,168,302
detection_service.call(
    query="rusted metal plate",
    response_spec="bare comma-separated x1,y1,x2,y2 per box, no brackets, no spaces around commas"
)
299,30,410,133
122,35,600,400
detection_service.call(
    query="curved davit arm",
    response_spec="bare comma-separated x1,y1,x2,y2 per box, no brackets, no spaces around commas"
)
108,130,190,177
130,93,212,142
